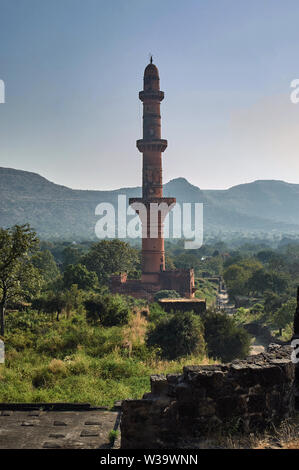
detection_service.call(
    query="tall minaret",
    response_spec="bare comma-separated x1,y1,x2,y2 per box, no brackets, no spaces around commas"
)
130,59,175,283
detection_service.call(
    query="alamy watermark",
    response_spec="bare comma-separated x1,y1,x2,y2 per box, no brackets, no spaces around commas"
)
0,79,5,103
0,340,4,364
94,196,203,249
290,79,299,104
291,339,299,363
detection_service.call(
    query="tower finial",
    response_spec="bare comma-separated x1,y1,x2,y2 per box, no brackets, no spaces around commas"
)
150,54,153,64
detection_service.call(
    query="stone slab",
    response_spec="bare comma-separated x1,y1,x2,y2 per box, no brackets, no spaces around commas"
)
0,409,120,449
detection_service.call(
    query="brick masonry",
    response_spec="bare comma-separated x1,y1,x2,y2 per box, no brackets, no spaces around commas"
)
111,269,196,301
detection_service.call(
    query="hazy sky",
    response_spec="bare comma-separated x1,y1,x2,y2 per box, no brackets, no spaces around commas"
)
1,0,299,190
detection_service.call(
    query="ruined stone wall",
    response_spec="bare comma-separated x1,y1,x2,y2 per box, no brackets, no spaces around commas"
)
121,345,295,449
110,269,196,301
110,277,159,301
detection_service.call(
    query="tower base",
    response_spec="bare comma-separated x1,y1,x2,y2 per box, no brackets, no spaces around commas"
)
110,269,197,302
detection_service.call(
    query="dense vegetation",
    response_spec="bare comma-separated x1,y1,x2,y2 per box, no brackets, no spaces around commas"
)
203,312,251,362
147,310,206,360
0,224,298,406
1,307,215,406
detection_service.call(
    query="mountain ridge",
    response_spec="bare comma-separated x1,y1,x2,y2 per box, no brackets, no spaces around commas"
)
1,167,299,239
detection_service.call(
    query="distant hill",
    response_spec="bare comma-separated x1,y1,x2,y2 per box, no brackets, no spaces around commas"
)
205,180,299,226
1,167,299,239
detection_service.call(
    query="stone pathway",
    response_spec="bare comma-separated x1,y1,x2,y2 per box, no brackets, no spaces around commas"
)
0,407,121,449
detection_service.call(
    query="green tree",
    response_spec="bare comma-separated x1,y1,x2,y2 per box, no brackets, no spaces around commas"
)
223,252,243,269
146,311,206,360
263,290,282,314
61,245,83,271
83,240,139,285
239,258,263,273
165,254,176,270
63,284,84,318
268,270,290,294
267,255,287,272
43,292,67,321
223,264,248,298
174,253,201,270
224,258,263,298
273,298,296,335
246,268,272,295
203,311,251,362
0,225,39,335
63,264,98,290
31,249,59,283
202,256,223,276
256,250,276,264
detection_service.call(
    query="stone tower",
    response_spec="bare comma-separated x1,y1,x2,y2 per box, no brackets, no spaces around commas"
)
130,58,175,283
111,59,197,301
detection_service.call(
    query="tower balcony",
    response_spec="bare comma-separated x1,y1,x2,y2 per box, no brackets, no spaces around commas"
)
129,196,176,207
139,90,164,102
136,139,168,152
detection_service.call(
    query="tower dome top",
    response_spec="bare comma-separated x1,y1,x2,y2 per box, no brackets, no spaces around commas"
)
144,62,159,78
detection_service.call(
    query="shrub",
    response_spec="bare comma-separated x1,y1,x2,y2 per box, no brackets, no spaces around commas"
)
154,290,180,301
6,309,50,332
32,367,55,388
148,302,167,323
97,354,148,380
5,329,34,351
250,303,264,315
109,429,119,445
48,359,68,376
203,311,251,362
146,311,206,360
65,354,90,375
36,331,65,356
84,294,130,327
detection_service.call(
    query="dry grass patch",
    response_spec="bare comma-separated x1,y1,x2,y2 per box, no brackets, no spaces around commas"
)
48,359,67,375
179,417,299,449
122,309,148,356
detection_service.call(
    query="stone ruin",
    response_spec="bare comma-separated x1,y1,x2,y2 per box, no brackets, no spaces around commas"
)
120,289,299,448
120,287,299,449
121,344,296,448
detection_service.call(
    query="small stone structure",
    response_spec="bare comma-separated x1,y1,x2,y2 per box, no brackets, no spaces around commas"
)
121,344,295,449
111,268,196,301
158,298,206,314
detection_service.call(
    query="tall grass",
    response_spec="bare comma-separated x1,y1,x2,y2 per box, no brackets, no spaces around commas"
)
0,309,214,407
